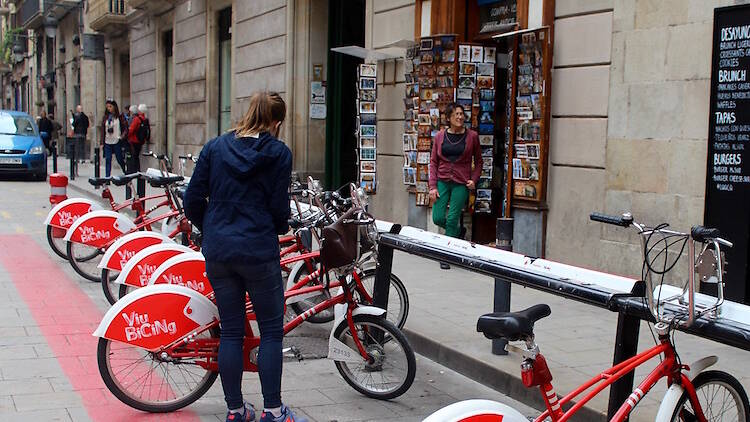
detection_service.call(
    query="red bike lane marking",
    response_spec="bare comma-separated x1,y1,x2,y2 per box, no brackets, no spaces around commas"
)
0,234,202,422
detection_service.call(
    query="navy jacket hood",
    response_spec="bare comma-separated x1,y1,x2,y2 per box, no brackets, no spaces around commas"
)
222,133,278,179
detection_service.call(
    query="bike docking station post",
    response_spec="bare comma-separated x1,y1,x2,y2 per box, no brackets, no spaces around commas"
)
94,145,100,180
374,221,750,418
492,218,513,355
65,136,76,181
373,223,403,318
51,140,58,173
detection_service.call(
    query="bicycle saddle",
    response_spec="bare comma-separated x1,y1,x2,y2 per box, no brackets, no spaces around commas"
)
111,173,142,186
88,177,112,187
148,175,184,188
477,304,551,342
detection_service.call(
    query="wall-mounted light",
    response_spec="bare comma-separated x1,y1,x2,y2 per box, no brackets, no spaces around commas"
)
44,16,58,38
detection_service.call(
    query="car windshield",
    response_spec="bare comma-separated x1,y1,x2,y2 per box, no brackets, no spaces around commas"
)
0,114,37,136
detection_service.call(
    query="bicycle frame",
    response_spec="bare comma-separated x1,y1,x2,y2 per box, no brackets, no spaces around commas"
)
161,271,374,373
533,337,706,422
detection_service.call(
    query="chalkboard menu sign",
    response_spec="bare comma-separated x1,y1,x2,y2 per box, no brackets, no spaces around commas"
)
705,4,750,304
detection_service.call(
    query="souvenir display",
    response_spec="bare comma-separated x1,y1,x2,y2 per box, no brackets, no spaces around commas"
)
457,42,496,214
357,63,378,194
403,35,458,205
509,30,549,205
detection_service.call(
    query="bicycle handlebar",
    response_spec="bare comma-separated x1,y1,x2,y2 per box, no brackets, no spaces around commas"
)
589,212,633,227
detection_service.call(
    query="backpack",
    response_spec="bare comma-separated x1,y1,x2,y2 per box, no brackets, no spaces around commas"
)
135,116,150,144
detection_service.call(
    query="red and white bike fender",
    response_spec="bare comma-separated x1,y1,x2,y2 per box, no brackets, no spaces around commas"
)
43,198,102,229
63,210,137,248
422,399,528,422
92,284,219,352
114,243,193,288
98,231,173,271
327,305,386,363
654,356,718,421
147,252,213,296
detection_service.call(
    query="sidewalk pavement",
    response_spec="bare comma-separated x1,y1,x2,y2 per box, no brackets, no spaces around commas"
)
55,157,750,421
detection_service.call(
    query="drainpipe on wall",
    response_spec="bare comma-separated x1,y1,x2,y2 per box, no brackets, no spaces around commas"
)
285,0,295,157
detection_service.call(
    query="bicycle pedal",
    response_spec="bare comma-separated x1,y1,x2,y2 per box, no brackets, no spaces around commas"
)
282,346,304,361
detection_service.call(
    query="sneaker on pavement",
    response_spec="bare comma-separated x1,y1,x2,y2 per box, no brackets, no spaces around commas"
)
259,405,307,422
226,402,255,422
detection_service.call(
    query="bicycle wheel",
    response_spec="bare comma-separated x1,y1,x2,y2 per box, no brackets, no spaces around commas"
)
46,225,68,259
97,329,219,413
117,283,138,301
287,261,334,324
356,269,409,329
66,241,105,282
670,370,749,421
333,314,415,400
101,269,121,305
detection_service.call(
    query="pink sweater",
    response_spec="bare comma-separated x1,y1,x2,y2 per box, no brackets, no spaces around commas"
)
428,129,483,190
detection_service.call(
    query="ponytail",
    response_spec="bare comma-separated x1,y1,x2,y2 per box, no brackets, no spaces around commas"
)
234,91,286,137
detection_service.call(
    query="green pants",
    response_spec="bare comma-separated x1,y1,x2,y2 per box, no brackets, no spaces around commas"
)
432,180,469,238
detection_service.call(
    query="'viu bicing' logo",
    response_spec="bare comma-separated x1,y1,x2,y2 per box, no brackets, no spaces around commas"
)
59,210,82,227
162,273,205,292
117,249,136,268
137,263,158,286
121,311,177,341
78,225,111,243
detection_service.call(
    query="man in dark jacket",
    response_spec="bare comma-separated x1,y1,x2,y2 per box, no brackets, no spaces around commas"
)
72,105,89,137
37,111,53,152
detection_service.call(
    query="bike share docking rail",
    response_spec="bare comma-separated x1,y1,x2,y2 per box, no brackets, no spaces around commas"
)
371,222,750,419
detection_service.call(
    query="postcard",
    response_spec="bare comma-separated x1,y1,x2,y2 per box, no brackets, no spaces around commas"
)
417,113,431,125
458,45,471,62
420,38,433,50
479,123,494,134
527,143,540,159
480,89,494,101
360,113,376,125
360,173,376,194
360,148,377,161
458,76,475,89
359,77,376,90
442,50,455,62
477,189,492,200
512,158,523,179
359,101,376,114
359,64,377,78
480,111,494,124
417,151,430,164
477,177,491,189
481,146,494,157
360,125,376,137
430,108,440,128
471,45,483,63
360,160,376,173
479,135,493,146
403,167,416,185
477,76,494,89
360,90,376,102
460,62,476,75
514,144,528,159
361,136,376,149
477,63,494,77
484,46,496,63
480,100,495,112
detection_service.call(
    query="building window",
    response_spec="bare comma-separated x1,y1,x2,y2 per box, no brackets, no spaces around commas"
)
218,7,232,135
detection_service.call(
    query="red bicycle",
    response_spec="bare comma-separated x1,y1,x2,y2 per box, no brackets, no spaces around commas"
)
92,186,416,412
424,212,749,422
64,173,194,282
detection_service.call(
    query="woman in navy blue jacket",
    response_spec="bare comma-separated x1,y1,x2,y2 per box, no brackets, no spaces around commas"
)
184,92,306,422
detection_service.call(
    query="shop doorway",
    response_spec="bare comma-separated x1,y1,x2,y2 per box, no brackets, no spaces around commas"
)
324,0,365,189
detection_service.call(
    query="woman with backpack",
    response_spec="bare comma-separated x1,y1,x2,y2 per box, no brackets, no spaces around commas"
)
127,103,150,173
100,99,128,177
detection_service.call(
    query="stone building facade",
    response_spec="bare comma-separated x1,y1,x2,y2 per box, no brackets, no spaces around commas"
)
2,0,747,287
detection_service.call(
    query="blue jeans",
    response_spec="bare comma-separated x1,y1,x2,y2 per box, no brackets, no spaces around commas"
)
206,260,284,410
103,142,126,177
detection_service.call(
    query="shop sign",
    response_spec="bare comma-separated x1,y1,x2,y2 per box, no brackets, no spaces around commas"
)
478,0,517,34
705,4,750,303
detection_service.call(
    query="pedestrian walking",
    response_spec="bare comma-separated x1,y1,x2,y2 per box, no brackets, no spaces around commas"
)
126,104,150,173
48,113,62,154
37,111,53,153
428,102,482,269
71,105,90,139
125,105,136,126
100,99,128,177
183,91,306,422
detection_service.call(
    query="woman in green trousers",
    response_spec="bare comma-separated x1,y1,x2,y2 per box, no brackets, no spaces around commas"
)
429,103,483,269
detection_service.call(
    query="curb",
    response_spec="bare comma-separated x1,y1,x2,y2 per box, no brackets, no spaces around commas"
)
404,327,607,421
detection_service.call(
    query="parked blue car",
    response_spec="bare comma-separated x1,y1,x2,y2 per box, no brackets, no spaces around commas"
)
0,110,47,181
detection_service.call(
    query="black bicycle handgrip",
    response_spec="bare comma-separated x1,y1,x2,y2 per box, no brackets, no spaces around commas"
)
691,226,721,243
590,212,630,227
